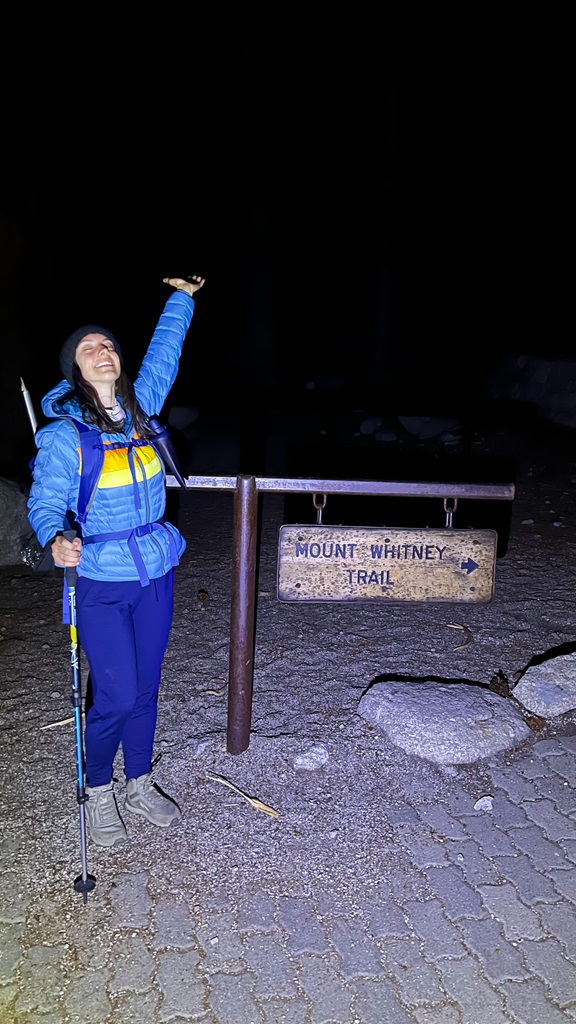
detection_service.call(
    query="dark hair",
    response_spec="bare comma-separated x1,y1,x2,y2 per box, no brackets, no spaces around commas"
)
56,368,153,437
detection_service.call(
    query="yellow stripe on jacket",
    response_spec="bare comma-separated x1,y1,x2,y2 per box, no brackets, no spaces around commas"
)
78,442,163,489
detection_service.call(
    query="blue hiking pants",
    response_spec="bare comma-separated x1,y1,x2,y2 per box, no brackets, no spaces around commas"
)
76,571,174,787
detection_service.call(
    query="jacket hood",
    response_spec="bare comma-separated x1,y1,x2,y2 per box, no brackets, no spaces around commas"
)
41,381,83,420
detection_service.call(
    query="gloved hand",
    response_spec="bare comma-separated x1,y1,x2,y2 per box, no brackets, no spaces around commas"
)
163,275,205,296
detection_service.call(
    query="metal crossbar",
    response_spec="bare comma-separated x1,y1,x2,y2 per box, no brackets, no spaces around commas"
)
170,475,515,500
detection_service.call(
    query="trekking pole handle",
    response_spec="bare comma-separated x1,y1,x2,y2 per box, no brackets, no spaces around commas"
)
62,529,79,586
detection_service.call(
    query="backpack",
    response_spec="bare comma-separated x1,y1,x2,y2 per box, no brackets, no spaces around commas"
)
21,415,186,572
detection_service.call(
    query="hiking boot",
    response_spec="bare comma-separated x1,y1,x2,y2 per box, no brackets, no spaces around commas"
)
124,774,182,827
85,783,127,847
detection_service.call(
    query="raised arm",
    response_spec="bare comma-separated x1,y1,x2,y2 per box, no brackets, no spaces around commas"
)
134,276,206,415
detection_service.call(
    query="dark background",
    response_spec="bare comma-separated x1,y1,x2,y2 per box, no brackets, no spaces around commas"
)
1,16,571,480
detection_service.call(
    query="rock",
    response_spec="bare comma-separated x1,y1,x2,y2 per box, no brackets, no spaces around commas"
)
374,426,401,442
293,743,329,770
485,355,576,430
474,795,494,811
356,680,531,764
513,652,576,717
398,415,461,439
0,478,30,567
359,416,383,436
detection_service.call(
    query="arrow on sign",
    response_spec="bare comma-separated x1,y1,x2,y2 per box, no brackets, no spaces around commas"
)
461,558,479,574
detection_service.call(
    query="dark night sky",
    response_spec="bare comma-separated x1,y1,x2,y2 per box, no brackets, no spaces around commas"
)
2,16,572,448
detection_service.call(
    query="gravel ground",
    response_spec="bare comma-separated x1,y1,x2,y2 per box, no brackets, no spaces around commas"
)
1,407,576,1023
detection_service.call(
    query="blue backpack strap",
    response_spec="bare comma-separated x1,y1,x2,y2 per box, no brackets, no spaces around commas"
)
83,521,180,586
67,421,154,530
62,418,105,527
58,419,103,624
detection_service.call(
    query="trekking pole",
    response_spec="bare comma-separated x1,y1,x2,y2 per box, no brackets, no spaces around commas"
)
20,382,94,895
62,529,96,904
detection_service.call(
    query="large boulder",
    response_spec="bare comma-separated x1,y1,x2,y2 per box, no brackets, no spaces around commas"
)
357,680,531,764
485,355,576,430
513,653,576,718
0,478,31,567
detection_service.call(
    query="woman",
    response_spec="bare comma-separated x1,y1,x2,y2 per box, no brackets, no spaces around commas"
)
27,275,205,847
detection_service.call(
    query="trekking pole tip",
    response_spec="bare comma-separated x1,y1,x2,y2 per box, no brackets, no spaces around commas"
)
74,874,96,903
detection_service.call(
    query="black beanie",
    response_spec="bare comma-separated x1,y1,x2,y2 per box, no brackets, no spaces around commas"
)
60,325,123,385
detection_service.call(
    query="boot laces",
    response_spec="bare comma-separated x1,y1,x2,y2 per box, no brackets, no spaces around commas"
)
139,774,154,793
90,788,119,826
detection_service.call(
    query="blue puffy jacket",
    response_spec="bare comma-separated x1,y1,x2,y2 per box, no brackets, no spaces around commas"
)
27,290,195,584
